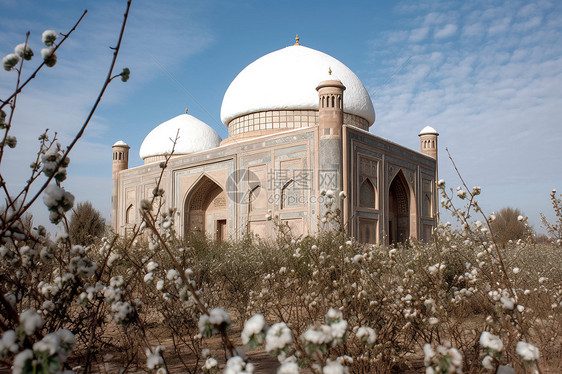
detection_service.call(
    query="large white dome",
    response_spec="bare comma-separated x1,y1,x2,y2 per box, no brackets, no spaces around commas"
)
221,45,375,126
139,114,221,160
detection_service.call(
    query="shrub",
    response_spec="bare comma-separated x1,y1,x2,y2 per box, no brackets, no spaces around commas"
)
489,207,530,247
68,201,106,246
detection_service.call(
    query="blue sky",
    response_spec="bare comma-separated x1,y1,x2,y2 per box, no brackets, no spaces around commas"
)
1,0,561,234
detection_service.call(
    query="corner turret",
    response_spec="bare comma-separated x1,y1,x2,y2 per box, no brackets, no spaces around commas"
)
111,140,130,231
418,126,438,160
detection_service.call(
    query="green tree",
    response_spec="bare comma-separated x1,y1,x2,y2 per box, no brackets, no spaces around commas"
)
490,207,528,247
68,201,106,246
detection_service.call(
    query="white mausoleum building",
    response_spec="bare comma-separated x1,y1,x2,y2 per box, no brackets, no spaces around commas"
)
111,39,438,244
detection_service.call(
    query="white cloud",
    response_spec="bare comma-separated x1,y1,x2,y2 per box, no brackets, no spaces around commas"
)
367,0,562,231
434,23,458,38
409,27,429,42
488,17,512,35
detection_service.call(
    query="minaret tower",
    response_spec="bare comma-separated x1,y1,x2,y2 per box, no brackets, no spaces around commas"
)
316,69,346,225
111,140,130,232
418,126,439,224
419,126,438,160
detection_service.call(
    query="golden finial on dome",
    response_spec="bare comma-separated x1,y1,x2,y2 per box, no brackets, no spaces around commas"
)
185,108,188,114
328,67,332,75
294,34,300,45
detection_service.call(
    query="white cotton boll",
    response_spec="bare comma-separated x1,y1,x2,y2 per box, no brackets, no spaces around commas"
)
202,357,218,370
265,322,293,353
339,191,346,199
184,268,193,278
323,359,348,374
111,301,133,323
480,331,503,352
482,355,495,370
512,267,520,274
56,329,75,348
42,30,57,46
241,314,266,345
428,264,439,275
516,341,540,361
356,326,376,345
330,320,348,340
103,286,121,303
423,344,435,365
500,296,515,310
326,307,343,322
13,349,33,374
456,189,466,199
42,300,55,312
0,330,19,353
208,308,232,326
40,47,57,67
32,333,60,356
15,43,33,60
156,280,164,290
110,276,124,288
278,362,299,374
144,272,154,283
147,261,159,272
302,325,332,345
20,309,43,335
448,348,462,368
146,351,163,369
2,53,19,71
107,253,120,267
166,269,179,281
224,356,245,374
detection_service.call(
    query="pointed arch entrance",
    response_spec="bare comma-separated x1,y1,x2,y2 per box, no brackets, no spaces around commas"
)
388,170,416,244
184,175,228,241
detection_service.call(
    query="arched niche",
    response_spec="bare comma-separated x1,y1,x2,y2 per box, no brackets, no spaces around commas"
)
388,170,416,244
184,175,227,241
359,178,377,209
125,204,134,225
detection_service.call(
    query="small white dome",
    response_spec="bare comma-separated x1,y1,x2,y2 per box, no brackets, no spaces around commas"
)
221,45,375,126
139,114,221,160
113,140,128,147
419,126,439,135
